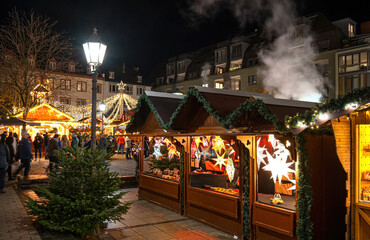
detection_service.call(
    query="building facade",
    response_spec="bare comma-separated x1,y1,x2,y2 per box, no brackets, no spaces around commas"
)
151,13,370,101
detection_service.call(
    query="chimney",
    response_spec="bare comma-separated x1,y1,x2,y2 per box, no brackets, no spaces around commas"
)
122,62,126,74
361,21,370,34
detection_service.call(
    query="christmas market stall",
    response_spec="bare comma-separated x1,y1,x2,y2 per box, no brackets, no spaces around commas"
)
0,117,40,135
14,103,76,136
167,86,319,238
286,87,370,240
126,91,185,213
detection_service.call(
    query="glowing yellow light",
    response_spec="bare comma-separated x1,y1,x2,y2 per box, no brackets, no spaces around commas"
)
212,152,227,170
212,136,225,154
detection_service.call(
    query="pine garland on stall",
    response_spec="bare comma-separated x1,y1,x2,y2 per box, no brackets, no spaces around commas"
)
242,143,250,239
180,145,185,213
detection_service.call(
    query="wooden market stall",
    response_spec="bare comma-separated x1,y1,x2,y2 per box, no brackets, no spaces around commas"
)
15,103,76,137
126,91,185,213
167,86,319,238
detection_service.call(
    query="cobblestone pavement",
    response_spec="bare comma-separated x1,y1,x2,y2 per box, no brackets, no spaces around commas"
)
1,156,235,239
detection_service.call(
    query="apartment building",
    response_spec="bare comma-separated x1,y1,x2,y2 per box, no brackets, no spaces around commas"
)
151,12,369,100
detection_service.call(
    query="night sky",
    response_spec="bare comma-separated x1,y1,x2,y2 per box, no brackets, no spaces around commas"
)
1,0,369,74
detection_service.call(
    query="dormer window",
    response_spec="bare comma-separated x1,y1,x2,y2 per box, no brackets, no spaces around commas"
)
87,66,92,74
68,62,75,72
28,56,35,67
348,23,355,38
231,44,242,59
109,71,115,79
215,48,226,64
166,63,175,76
49,59,56,70
137,76,142,83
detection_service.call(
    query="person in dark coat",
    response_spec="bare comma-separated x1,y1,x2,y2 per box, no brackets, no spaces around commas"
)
5,132,15,180
13,132,33,178
47,134,60,172
43,132,49,159
33,132,43,161
0,133,9,193
144,136,150,158
84,136,92,149
98,133,108,151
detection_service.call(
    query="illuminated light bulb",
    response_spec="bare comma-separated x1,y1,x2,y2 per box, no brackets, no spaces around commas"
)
345,102,358,110
286,140,291,147
318,113,329,121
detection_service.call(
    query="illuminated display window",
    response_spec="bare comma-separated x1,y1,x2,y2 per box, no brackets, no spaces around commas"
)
358,125,370,203
257,134,296,210
143,137,181,182
190,135,240,196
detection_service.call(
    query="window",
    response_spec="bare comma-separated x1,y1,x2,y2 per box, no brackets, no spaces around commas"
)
77,81,87,92
339,52,368,73
231,76,241,90
137,87,145,95
215,48,226,63
109,84,118,92
28,57,35,67
167,63,175,76
137,76,142,83
49,61,56,70
231,44,242,59
338,75,365,96
60,79,71,90
46,78,54,89
60,97,71,105
248,75,257,85
348,23,355,38
189,135,240,196
216,67,224,75
109,71,115,79
87,66,92,74
76,98,87,106
97,83,102,94
202,83,209,87
177,61,186,73
68,63,75,72
256,134,296,210
214,79,224,89
125,85,133,95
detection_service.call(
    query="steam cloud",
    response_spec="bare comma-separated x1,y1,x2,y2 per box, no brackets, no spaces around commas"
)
187,0,324,102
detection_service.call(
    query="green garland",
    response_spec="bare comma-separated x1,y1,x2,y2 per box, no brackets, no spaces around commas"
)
286,86,370,129
180,145,185,213
296,133,314,240
126,94,167,133
242,143,250,239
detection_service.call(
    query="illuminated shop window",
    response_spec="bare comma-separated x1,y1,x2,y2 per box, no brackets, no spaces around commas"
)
257,134,296,210
358,125,370,203
190,136,239,196
143,137,181,182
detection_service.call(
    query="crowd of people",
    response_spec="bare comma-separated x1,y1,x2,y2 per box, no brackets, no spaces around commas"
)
0,130,146,193
0,130,111,194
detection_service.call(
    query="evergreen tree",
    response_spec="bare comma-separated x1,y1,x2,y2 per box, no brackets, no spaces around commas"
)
27,146,131,237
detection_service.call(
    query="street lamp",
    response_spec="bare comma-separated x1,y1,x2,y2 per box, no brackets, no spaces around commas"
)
83,28,107,149
99,101,106,132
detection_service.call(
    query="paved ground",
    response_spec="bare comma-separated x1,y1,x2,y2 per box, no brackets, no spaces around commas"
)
0,155,236,240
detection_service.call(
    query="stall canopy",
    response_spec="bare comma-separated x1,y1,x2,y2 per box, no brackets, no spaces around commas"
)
0,117,40,126
126,91,184,133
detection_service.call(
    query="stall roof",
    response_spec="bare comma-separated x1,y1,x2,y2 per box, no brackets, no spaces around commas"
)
15,103,74,121
168,87,314,133
0,117,41,126
126,91,184,133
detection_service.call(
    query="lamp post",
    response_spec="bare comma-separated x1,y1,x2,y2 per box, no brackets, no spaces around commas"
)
99,101,106,133
83,28,107,149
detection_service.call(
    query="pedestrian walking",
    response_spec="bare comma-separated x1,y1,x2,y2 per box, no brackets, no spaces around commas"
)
43,132,49,159
47,134,60,172
98,133,108,151
0,132,9,193
13,132,33,178
71,134,79,148
125,136,132,159
61,135,70,149
84,136,92,149
33,132,43,161
117,136,124,155
5,132,15,180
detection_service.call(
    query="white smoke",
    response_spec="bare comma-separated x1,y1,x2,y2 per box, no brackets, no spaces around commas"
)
187,0,324,102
